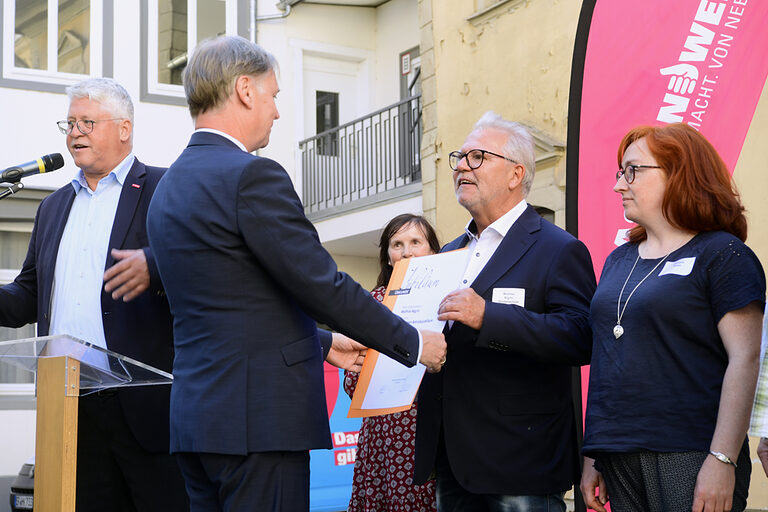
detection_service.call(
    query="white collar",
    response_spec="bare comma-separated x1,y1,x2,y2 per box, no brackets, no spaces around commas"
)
195,128,249,152
464,199,528,240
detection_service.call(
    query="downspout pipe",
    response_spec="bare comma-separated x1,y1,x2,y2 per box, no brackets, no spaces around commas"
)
253,0,302,42
250,0,257,42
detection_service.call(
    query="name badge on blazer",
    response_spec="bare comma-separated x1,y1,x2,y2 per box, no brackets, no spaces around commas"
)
492,287,525,307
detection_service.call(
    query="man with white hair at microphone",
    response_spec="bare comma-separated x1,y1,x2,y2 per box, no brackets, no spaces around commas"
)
0,78,188,511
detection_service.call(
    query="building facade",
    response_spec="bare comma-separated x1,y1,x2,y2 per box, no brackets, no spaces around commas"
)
1,0,768,506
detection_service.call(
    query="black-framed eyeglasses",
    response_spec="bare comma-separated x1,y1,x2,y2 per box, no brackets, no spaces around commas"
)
56,118,123,135
616,164,661,184
448,149,517,171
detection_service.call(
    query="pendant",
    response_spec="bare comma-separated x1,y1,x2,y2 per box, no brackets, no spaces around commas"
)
613,324,624,339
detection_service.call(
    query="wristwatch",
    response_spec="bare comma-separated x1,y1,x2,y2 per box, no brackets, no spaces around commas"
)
709,450,737,468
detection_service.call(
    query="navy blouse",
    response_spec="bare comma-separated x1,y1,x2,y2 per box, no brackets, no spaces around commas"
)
583,231,765,455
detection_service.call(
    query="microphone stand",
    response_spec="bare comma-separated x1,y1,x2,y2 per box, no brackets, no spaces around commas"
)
0,181,24,200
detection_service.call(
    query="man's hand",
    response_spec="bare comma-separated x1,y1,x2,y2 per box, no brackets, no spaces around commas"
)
327,333,367,373
419,330,446,373
580,457,608,512
692,455,735,512
758,438,768,477
103,249,150,302
437,288,485,330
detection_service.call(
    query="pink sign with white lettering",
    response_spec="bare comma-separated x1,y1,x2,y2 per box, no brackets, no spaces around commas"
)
570,0,768,276
568,4,768,509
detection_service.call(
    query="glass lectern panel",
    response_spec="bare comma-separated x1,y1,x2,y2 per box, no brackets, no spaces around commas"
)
0,334,172,395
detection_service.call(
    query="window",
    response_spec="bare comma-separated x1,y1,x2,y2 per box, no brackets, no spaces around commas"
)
399,47,421,99
1,0,111,90
316,91,339,157
534,206,555,224
399,47,421,180
0,230,36,386
141,0,248,104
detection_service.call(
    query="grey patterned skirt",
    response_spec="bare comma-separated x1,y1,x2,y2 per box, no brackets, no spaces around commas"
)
593,441,750,512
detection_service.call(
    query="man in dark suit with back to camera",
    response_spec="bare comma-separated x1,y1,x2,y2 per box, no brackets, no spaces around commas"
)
0,78,188,511
146,35,447,511
414,112,596,512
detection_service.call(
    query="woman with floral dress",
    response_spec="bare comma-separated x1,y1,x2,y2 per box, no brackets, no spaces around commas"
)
344,214,441,511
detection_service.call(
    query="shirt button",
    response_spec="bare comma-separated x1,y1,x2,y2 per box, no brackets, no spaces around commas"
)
462,279,467,284
475,252,480,257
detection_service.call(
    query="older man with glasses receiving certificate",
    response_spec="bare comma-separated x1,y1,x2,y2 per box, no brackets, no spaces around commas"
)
414,111,596,512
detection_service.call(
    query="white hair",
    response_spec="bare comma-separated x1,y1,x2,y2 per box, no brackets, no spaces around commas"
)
472,111,536,196
66,78,134,123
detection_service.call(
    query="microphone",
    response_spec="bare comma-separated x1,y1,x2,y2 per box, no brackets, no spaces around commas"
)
1,153,65,183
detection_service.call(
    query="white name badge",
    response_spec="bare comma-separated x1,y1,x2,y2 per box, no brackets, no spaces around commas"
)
492,287,525,307
659,257,696,277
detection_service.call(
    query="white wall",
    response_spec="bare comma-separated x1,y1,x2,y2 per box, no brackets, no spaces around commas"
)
255,1,378,182
0,407,35,475
374,0,419,108
0,87,74,189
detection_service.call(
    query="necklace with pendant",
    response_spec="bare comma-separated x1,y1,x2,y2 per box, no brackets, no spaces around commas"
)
614,251,671,339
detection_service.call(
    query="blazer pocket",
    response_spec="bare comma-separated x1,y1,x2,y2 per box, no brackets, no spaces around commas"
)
281,335,321,366
498,393,562,416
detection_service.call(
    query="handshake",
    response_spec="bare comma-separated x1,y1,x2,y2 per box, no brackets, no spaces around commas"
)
328,329,447,374
418,330,448,373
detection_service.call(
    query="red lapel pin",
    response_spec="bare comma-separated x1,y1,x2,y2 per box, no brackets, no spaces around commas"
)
131,183,141,189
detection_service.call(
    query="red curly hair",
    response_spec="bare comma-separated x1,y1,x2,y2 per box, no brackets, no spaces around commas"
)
617,123,747,243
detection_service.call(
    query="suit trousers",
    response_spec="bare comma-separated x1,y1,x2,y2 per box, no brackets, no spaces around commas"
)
176,450,310,512
434,433,566,512
76,392,189,512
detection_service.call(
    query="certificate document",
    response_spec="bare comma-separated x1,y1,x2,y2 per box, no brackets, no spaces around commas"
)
348,249,468,418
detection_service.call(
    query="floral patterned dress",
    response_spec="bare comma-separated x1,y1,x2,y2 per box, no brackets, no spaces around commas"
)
343,286,437,512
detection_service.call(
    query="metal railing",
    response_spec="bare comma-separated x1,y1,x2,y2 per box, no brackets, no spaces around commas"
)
299,95,422,218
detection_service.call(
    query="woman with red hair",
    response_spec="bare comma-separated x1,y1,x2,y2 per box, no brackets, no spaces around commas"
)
580,123,765,512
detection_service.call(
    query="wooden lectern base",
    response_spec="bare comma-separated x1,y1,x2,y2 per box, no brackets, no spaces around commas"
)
34,356,80,512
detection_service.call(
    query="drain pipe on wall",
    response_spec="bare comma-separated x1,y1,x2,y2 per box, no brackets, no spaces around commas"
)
251,0,302,43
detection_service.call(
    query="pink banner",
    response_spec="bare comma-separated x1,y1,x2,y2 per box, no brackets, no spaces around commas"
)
572,0,768,276
567,3,768,510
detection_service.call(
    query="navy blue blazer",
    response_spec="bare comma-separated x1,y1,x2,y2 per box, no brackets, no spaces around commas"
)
414,205,596,495
0,158,175,452
147,132,421,455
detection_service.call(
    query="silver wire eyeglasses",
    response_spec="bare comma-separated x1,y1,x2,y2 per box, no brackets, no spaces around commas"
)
616,164,661,184
448,149,517,171
57,118,124,135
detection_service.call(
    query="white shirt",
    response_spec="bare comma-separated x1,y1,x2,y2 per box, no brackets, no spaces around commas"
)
459,199,529,289
195,128,248,152
49,154,135,349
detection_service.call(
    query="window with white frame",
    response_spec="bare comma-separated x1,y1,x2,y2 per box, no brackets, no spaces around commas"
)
142,0,244,103
1,0,110,89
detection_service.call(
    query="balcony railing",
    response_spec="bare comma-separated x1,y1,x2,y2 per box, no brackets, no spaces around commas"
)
299,95,422,219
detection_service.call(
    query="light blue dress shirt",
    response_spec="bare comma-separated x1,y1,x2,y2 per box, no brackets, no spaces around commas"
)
49,154,135,350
